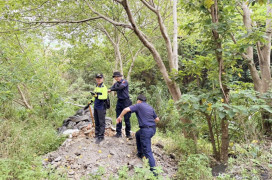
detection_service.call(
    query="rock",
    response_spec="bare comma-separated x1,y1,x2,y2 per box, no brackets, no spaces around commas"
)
169,153,176,159
110,126,116,131
82,122,92,129
76,109,84,116
212,164,227,176
63,129,80,135
155,142,164,149
105,117,112,128
63,118,71,126
84,130,92,135
72,131,79,137
68,170,75,175
58,126,67,134
42,160,48,167
47,155,54,162
128,164,134,170
109,150,115,155
72,164,80,169
54,156,62,162
71,115,90,123
75,152,81,156
67,121,76,129
127,140,134,146
51,161,61,169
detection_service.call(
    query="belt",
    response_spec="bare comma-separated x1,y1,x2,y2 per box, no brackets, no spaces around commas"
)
139,126,156,129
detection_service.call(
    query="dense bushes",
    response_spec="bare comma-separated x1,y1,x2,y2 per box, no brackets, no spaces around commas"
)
0,102,72,179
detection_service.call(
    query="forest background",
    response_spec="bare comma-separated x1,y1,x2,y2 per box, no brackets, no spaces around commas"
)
0,0,272,179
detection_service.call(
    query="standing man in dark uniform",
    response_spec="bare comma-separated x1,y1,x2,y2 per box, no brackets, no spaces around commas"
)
108,71,132,139
91,73,108,144
116,94,160,172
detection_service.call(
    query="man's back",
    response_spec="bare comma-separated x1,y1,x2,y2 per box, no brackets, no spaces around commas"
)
129,102,157,128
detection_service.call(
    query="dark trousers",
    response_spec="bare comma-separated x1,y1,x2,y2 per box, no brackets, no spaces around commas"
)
116,98,132,136
94,108,106,138
135,127,156,168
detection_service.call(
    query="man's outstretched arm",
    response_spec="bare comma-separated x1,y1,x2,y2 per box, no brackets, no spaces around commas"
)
116,107,131,123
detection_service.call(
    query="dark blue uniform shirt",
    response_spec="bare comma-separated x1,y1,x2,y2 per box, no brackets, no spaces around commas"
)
110,79,129,99
129,102,157,128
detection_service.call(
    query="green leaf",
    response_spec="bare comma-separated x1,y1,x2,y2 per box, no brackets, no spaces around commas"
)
219,111,226,119
227,109,236,118
262,105,272,113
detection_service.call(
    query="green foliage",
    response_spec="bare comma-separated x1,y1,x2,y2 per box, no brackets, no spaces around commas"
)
88,166,106,180
87,159,166,180
0,106,69,179
177,90,272,142
116,159,166,180
177,154,213,180
164,130,197,156
219,141,272,179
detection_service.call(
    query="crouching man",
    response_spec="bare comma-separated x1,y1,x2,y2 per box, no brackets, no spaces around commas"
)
116,94,160,172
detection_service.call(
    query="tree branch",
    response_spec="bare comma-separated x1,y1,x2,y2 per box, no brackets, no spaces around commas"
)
97,23,116,46
140,0,157,12
17,84,32,109
8,17,102,24
230,33,248,59
0,24,42,34
141,0,174,70
13,99,26,107
84,0,133,30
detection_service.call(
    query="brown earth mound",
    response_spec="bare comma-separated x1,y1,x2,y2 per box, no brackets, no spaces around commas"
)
43,127,178,179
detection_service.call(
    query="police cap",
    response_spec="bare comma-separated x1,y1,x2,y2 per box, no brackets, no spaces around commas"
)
95,73,104,78
112,71,122,78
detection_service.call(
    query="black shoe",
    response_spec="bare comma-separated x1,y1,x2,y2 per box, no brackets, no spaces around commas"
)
136,153,143,159
126,135,133,140
114,134,122,138
95,137,104,144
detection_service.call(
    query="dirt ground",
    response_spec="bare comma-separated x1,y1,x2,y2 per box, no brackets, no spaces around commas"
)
43,127,178,179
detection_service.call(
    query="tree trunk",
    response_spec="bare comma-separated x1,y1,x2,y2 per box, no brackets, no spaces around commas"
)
172,0,178,71
121,0,182,101
204,112,220,161
127,47,143,82
241,2,263,92
121,0,197,140
114,41,123,77
241,2,272,134
211,0,229,163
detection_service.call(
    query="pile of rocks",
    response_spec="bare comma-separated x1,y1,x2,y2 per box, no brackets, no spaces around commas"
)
58,107,113,135
43,129,178,179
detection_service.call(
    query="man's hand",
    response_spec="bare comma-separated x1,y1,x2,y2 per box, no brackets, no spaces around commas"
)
116,117,122,124
155,117,160,123
84,101,93,110
108,89,111,93
90,92,97,97
84,104,89,110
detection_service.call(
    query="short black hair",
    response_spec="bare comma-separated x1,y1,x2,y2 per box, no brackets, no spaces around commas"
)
137,94,146,101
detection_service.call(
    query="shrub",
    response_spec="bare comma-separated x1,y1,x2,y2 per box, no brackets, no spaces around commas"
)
177,154,213,180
